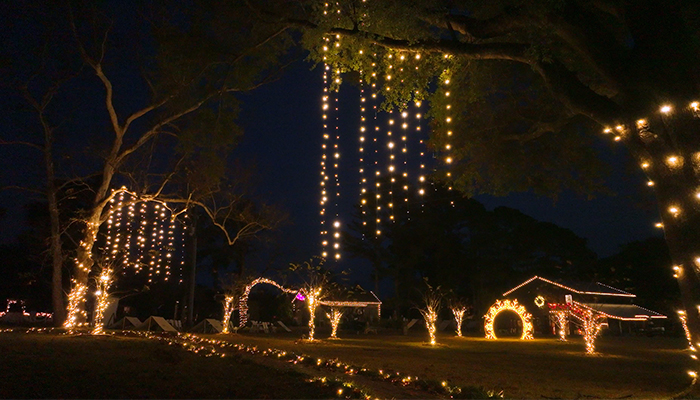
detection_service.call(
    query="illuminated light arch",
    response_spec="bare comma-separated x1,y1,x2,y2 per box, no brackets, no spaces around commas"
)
238,278,297,327
484,299,534,340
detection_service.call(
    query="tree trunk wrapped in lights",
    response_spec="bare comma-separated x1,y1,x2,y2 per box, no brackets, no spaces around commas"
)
581,309,606,354
451,306,467,337
419,285,442,345
91,267,114,335
65,280,88,330
326,307,343,339
552,310,568,341
221,295,236,334
306,287,323,341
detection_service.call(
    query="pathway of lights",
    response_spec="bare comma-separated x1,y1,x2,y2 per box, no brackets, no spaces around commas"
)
327,307,344,339
483,299,534,340
3,328,505,398
91,268,114,335
221,295,236,334
131,331,501,398
451,306,467,337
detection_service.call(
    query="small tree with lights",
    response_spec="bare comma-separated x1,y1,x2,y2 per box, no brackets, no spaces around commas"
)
418,281,443,346
448,297,470,338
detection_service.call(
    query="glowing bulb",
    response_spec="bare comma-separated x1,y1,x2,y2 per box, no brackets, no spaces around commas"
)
669,206,680,215
603,128,612,134
655,222,664,228
667,156,679,165
641,162,650,169
647,181,655,186
691,102,700,111
661,105,672,114
614,136,621,141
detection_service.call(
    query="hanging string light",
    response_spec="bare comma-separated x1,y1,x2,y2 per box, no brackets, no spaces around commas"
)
332,61,342,261
370,53,382,237
319,58,331,259
358,63,368,236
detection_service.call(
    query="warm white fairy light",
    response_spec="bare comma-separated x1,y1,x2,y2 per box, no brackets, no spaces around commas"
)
331,62,342,260
221,295,236,334
91,268,114,335
306,286,323,341
451,306,467,337
443,73,453,175
581,309,606,354
64,281,88,329
678,310,693,349
669,206,681,216
326,307,344,339
358,66,368,233
660,105,672,114
320,59,331,259
420,304,439,346
552,310,568,341
238,277,297,328
484,299,534,340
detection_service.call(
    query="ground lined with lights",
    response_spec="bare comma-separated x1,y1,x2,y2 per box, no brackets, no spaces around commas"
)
216,331,690,399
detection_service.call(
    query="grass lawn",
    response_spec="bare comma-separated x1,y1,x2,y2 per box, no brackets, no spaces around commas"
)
0,331,353,399
217,330,693,399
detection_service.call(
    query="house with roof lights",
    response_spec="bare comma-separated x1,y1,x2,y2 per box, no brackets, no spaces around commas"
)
501,276,667,336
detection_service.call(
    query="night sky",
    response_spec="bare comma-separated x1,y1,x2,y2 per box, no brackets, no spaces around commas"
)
0,56,663,274
233,59,663,264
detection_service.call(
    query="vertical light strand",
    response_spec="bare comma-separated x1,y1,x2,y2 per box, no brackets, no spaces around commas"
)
136,202,147,273
370,52,381,237
105,193,115,263
165,216,175,281
148,204,158,283
111,191,125,261
320,57,331,259
400,105,410,218
155,204,166,280
179,213,187,284
358,60,368,235
124,196,135,272
332,60,342,261
386,110,396,223
443,70,455,207
415,99,426,208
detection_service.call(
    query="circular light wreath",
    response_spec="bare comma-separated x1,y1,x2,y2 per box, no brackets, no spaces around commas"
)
484,299,534,340
534,295,545,308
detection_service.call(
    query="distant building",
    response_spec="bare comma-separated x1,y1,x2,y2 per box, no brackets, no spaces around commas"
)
501,276,666,336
